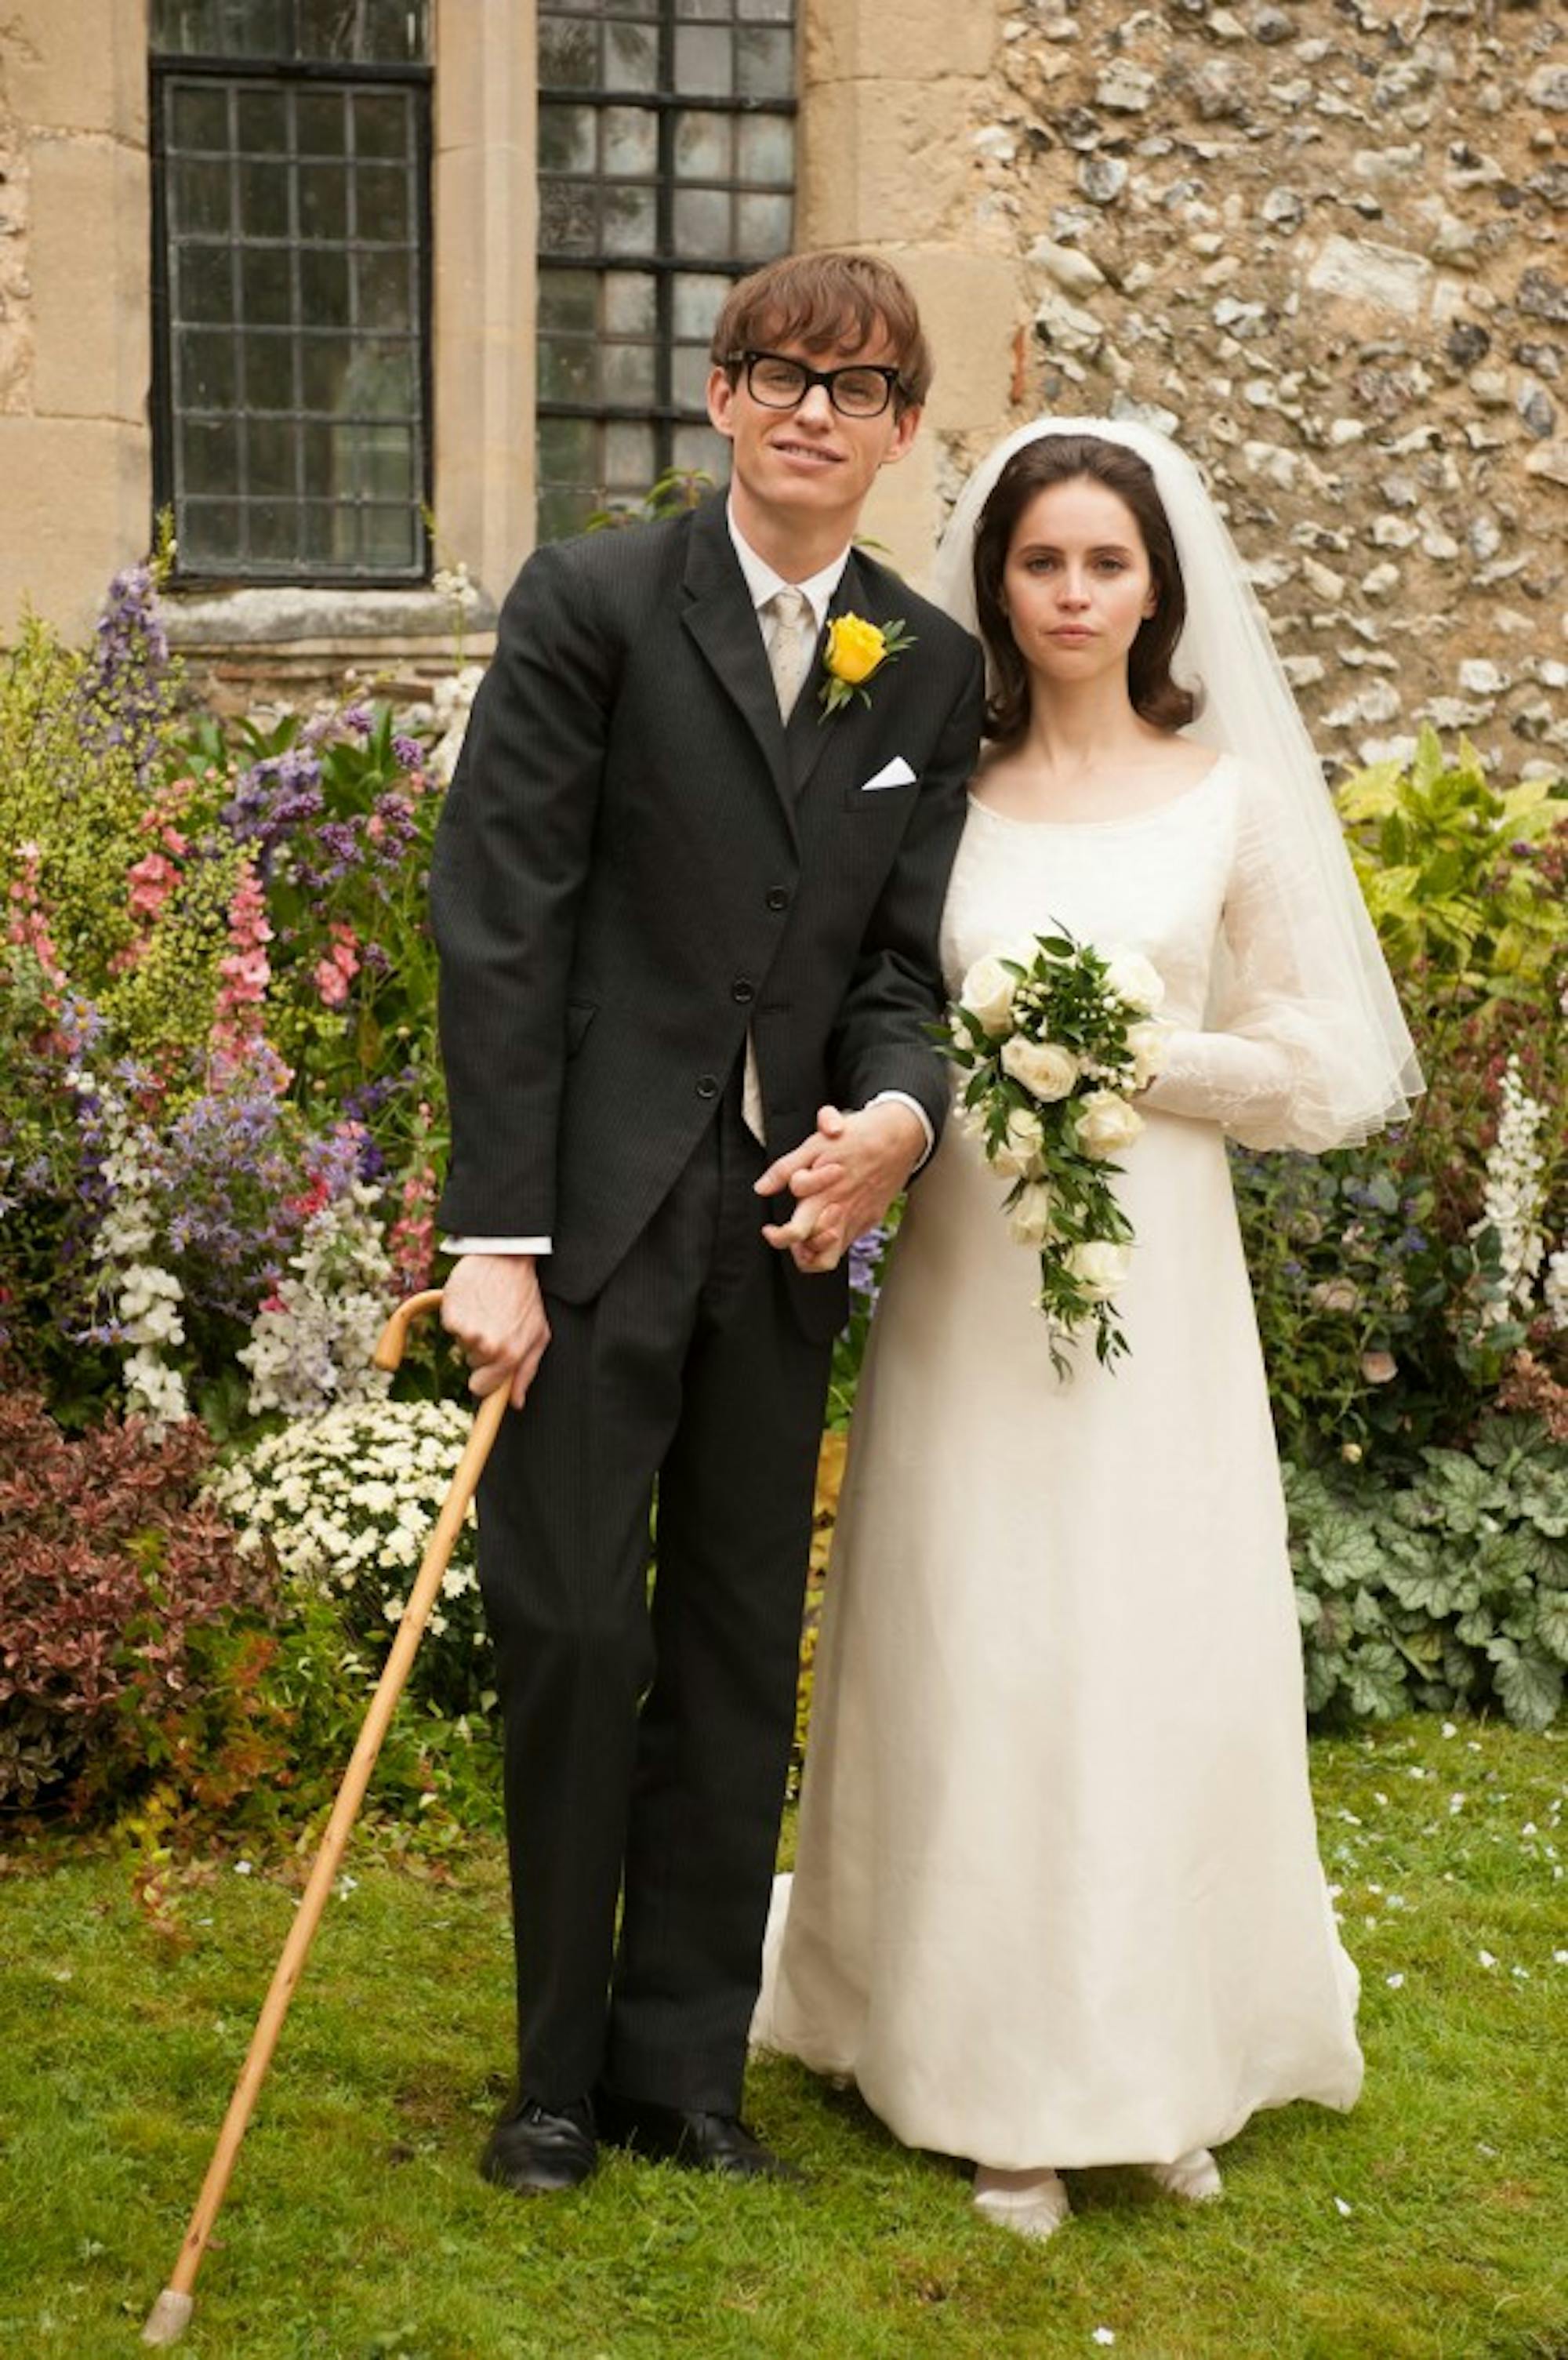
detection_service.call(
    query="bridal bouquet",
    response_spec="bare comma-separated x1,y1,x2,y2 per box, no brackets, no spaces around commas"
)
943,928,1168,1372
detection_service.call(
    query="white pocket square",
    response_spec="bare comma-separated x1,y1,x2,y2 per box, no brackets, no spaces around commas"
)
860,757,916,791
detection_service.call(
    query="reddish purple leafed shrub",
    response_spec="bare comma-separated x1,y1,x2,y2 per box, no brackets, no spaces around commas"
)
0,1376,276,1814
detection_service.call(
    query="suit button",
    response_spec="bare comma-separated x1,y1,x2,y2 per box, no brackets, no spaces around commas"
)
695,1074,720,1101
731,978,756,1004
764,887,789,912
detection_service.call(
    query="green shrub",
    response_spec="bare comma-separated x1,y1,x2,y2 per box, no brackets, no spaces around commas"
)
1288,1415,1568,1730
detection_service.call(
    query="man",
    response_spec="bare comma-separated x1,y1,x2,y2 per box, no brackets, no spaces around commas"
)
431,250,982,2193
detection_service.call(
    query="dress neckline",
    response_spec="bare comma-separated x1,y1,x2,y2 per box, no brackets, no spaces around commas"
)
964,752,1234,834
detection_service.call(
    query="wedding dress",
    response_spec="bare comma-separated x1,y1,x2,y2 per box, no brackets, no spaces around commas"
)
752,753,1365,2172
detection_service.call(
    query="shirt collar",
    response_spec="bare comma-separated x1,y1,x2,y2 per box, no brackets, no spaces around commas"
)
726,497,851,634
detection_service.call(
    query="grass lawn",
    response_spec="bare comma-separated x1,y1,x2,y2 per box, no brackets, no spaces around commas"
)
2,1718,1565,2360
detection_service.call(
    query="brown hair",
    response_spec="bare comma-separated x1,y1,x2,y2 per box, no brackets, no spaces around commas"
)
973,434,1200,746
710,251,933,411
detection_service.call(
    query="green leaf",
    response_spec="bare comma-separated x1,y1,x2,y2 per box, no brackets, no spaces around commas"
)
1381,1547,1479,1618
1486,1637,1563,1733
1305,1509,1385,1590
1303,1648,1344,1713
1454,1607,1496,1647
1345,1641,1409,1720
1534,1591,1568,1668
1516,1470,1568,1539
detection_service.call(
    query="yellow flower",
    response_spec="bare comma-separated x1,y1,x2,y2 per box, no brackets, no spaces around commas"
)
825,613,888,687
818,612,913,719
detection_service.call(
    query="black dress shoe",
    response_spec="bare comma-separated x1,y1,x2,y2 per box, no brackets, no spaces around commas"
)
593,2088,805,2184
480,2095,597,2195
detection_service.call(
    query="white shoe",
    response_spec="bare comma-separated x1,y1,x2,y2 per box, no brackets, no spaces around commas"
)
972,2165,1073,2242
1145,2147,1223,2202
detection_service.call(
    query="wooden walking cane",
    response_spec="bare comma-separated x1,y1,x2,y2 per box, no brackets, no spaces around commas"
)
143,1289,509,2347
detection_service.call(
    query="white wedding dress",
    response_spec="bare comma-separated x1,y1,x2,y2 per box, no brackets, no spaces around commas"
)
753,754,1364,2172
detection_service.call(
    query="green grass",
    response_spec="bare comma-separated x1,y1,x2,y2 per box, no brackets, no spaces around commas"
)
2,1719,1566,2360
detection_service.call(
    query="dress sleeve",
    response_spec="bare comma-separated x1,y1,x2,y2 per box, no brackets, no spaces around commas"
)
1139,765,1384,1153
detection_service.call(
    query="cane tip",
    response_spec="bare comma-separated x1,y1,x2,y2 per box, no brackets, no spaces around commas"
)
142,2289,195,2345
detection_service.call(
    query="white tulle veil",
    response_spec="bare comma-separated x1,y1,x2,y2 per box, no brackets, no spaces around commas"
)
928,416,1422,1149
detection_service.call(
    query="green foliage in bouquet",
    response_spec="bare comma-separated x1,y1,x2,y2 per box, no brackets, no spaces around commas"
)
1288,1415,1568,1730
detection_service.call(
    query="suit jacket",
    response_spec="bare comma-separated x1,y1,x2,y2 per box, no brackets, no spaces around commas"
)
430,490,985,1338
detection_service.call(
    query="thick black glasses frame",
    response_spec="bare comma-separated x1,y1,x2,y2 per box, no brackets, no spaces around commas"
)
727,349,905,417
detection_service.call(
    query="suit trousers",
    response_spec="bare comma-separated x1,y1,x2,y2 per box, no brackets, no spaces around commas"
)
474,1081,834,2114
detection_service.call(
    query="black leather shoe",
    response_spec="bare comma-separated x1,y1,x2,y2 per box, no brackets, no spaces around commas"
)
593,2088,805,2184
480,2095,597,2195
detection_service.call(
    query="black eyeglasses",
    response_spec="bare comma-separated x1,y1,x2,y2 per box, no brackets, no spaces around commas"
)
725,350,907,419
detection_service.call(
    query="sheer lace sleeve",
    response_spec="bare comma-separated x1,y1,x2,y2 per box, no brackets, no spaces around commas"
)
1141,765,1404,1153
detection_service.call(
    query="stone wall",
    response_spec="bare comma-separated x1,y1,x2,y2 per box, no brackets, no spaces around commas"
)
942,0,1566,772
0,2,152,644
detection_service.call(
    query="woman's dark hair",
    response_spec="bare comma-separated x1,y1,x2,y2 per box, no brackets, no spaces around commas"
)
972,434,1200,746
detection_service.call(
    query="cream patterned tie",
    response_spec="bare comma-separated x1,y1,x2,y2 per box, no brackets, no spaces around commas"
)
739,587,818,1141
764,583,818,720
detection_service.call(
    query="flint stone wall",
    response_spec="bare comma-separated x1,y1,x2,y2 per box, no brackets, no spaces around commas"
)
948,0,1566,771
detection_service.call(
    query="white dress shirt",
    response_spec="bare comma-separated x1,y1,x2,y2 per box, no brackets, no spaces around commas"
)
444,501,933,1259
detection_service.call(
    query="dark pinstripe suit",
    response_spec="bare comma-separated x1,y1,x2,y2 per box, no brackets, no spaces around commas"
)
430,491,982,2111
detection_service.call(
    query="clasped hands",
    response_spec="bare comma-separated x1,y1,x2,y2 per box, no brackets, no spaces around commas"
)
755,1099,926,1275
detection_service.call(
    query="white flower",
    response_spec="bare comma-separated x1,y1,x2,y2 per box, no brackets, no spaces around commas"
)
1102,945,1165,1012
1125,1018,1170,1087
959,953,1021,1037
1076,1090,1145,1160
991,1106,1047,1179
1066,1240,1132,1300
1007,1182,1057,1247
1001,1034,1080,1102
1472,1055,1548,1322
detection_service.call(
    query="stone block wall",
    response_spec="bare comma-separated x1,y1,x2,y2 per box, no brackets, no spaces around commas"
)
942,0,1566,771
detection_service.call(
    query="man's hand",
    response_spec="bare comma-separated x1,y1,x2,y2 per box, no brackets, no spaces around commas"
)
441,1253,551,1408
756,1101,927,1273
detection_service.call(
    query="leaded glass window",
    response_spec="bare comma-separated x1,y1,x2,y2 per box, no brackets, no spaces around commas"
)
536,1,798,541
150,2,431,582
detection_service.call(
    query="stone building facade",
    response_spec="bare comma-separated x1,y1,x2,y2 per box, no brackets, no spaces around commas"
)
0,0,1562,764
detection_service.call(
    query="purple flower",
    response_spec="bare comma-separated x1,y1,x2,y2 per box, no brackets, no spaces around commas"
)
848,1223,890,1302
392,734,423,770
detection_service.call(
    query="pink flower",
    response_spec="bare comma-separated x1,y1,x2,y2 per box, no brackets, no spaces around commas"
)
127,850,180,920
314,957,351,1008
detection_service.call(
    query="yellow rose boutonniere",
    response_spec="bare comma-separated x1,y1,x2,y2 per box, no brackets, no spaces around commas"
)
819,612,915,719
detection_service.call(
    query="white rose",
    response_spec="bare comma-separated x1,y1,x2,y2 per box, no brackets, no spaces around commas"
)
1001,1034,1080,1102
1007,1182,1057,1247
1125,1019,1170,1088
1065,1239,1132,1300
1076,1089,1145,1159
991,1105,1047,1178
1102,946,1165,1013
959,954,1020,1037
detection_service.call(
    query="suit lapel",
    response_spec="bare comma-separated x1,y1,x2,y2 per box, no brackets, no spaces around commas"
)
679,496,797,844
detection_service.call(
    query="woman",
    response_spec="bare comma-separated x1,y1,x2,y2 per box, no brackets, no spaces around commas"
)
752,421,1421,2240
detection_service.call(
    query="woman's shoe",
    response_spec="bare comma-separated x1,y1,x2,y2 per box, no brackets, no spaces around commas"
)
1145,2147,1223,2202
972,2165,1073,2242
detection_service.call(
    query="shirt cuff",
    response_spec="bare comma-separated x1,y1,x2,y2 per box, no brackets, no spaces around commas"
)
866,1090,935,1171
441,1236,553,1255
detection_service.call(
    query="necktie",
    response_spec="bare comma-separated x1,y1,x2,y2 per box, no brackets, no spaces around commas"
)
764,584,817,721
741,587,817,1141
